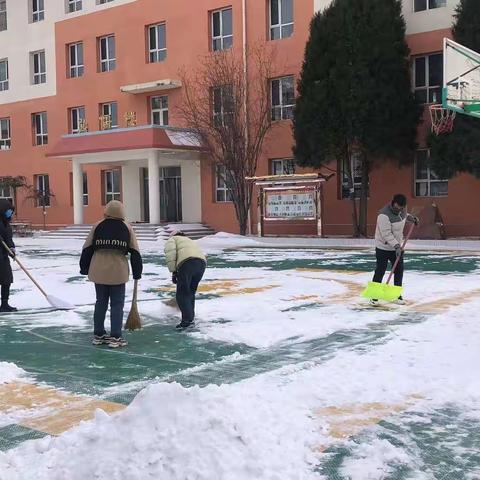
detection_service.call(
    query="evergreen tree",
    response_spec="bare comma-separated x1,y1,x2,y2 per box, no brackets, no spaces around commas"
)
294,0,420,237
427,0,480,178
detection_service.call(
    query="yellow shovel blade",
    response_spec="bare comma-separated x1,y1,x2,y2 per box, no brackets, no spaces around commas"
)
362,281,403,302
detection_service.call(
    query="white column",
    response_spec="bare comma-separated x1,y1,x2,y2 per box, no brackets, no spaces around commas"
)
72,159,84,225
180,160,202,223
121,165,142,222
148,152,160,224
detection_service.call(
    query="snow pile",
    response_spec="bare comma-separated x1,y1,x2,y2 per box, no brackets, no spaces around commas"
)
0,382,316,480
0,362,26,384
198,232,262,254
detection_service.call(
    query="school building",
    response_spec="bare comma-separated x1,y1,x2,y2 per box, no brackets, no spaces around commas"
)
0,0,478,236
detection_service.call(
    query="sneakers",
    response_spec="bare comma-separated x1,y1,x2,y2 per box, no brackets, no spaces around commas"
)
394,296,406,305
92,334,111,346
369,299,379,307
175,321,194,330
0,304,18,312
107,337,128,348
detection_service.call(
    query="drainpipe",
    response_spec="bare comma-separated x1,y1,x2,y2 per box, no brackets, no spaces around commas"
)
243,0,252,235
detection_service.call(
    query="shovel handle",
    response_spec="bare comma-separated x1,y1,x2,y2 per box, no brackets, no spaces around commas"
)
386,222,415,285
0,239,49,298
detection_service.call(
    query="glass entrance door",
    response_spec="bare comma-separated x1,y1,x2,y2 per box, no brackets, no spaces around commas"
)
160,167,182,222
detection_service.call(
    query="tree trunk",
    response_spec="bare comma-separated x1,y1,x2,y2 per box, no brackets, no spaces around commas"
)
358,156,369,238
13,188,18,219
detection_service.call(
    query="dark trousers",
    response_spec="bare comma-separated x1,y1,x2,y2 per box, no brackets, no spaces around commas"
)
94,284,125,338
176,258,206,324
373,248,404,287
1,283,11,306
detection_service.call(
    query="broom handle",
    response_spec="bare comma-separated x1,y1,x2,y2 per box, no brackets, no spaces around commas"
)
0,239,49,298
386,222,415,285
132,279,138,302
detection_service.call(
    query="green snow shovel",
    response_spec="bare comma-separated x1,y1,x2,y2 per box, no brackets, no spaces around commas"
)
362,222,415,302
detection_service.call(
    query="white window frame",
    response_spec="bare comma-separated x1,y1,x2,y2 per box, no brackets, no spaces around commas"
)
212,85,234,127
35,174,50,207
0,117,11,150
0,59,8,91
151,95,169,126
0,180,13,203
100,102,118,129
211,7,233,52
215,165,233,203
269,0,294,40
31,50,46,85
148,23,167,63
414,149,448,197
413,53,443,104
32,112,48,146
66,0,82,13
413,0,446,13
340,152,366,199
98,0,114,4
99,35,116,72
271,158,295,175
104,169,121,203
271,75,295,121
68,42,84,78
0,1,7,32
70,106,86,134
82,171,88,206
31,0,45,22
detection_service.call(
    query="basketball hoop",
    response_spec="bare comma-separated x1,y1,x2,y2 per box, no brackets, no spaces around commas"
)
429,104,456,135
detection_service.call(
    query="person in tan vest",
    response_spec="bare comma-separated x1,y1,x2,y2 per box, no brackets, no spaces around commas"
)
164,231,206,329
80,201,142,347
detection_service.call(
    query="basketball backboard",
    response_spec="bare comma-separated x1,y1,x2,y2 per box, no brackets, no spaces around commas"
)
443,38,480,118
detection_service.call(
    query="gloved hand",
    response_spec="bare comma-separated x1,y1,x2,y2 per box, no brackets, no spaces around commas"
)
394,244,403,258
412,215,420,226
80,269,88,275
9,248,16,259
172,272,177,284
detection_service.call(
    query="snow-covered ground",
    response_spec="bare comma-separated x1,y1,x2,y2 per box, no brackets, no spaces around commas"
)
0,234,479,479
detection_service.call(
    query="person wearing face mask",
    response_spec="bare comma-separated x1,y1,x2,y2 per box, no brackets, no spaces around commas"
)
371,194,419,306
0,200,17,312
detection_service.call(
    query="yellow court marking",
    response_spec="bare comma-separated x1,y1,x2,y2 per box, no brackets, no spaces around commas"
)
313,395,423,451
0,382,125,436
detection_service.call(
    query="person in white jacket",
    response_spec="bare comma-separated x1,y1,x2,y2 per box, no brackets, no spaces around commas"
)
371,194,418,305
164,231,207,329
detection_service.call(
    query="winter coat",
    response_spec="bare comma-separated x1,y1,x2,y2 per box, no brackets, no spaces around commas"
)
0,199,15,285
80,201,143,285
164,235,206,273
375,204,415,251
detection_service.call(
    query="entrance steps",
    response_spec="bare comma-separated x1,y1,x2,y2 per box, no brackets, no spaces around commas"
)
40,224,216,242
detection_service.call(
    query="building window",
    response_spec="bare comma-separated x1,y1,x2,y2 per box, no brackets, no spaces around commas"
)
98,0,114,4
32,112,48,146
212,85,234,127
0,181,13,203
31,50,46,85
148,23,167,63
211,8,233,51
0,59,8,91
82,172,88,206
151,96,168,126
415,149,448,197
271,158,295,175
0,118,11,150
67,0,82,12
31,0,45,22
99,35,116,72
413,53,443,104
215,165,233,202
68,42,84,78
104,170,121,203
35,174,50,207
100,102,118,129
341,152,368,199
69,106,86,134
0,1,7,32
269,0,293,40
413,0,446,12
271,76,294,121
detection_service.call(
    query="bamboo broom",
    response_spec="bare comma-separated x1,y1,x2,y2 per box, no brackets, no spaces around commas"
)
125,279,141,330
